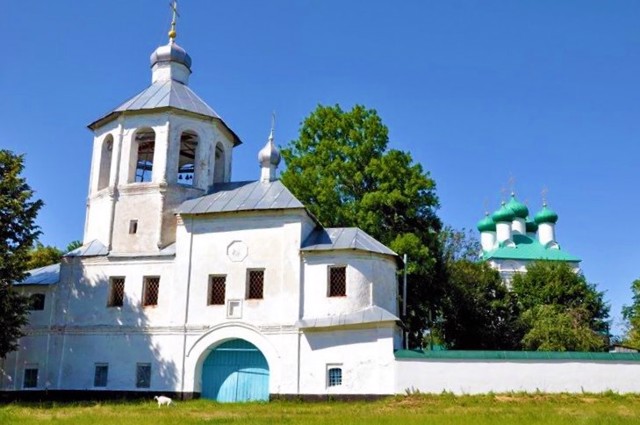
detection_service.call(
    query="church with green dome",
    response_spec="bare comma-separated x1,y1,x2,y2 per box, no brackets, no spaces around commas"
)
477,194,580,282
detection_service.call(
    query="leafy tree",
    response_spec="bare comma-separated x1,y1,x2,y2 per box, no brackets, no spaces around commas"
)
512,261,609,351
0,150,43,357
281,104,443,347
439,260,523,350
521,305,606,351
27,242,63,270
66,240,83,252
440,226,481,263
622,279,640,349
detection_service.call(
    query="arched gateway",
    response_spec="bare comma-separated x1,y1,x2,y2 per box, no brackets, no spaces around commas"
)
201,339,269,402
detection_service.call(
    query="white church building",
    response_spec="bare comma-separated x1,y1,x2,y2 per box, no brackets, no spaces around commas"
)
4,9,640,401
0,23,402,402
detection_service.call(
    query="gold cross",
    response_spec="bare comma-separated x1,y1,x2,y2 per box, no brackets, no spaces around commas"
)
168,0,179,41
541,187,549,206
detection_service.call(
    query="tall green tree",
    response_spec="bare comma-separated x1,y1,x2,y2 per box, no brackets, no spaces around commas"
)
281,104,443,347
27,242,63,270
512,261,609,351
0,150,43,357
622,278,640,349
440,260,523,350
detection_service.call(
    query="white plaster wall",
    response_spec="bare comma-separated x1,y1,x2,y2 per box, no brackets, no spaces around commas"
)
395,359,640,394
512,218,526,235
0,335,52,390
538,223,556,246
496,222,512,244
176,210,306,326
299,326,396,395
480,231,496,251
53,257,177,328
302,252,398,318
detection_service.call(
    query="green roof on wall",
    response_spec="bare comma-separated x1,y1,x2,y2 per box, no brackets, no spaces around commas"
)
395,350,640,361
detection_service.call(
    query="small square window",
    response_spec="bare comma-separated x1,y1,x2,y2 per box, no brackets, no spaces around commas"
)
136,363,151,388
29,293,45,311
247,270,264,300
23,367,38,388
208,275,226,305
108,277,125,307
94,363,108,387
328,266,346,297
327,366,342,387
142,276,160,307
129,220,138,234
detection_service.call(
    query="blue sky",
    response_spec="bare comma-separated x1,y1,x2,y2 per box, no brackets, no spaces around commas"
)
2,1,639,334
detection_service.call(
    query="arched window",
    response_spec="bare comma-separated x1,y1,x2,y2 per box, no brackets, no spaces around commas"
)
214,142,225,184
97,134,113,190
134,128,156,183
178,131,199,186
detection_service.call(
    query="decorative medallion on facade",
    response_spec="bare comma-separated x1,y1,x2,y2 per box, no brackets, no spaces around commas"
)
227,240,248,262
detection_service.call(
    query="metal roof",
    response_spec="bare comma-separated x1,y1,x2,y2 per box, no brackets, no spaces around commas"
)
395,349,640,362
178,180,305,215
87,80,241,146
302,227,397,257
297,306,400,329
483,234,581,262
17,263,60,286
64,239,109,258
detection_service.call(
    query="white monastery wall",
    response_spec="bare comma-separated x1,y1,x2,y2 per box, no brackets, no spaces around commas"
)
301,252,398,318
395,359,640,394
298,326,396,395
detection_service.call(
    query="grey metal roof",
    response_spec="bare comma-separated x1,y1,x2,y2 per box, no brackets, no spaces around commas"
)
296,306,400,329
302,227,397,257
17,263,60,286
64,239,109,258
179,180,305,215
88,80,241,146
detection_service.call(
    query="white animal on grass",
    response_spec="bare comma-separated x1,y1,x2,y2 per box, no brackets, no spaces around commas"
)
154,395,173,407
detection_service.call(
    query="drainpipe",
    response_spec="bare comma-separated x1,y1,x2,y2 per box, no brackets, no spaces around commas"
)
403,254,408,350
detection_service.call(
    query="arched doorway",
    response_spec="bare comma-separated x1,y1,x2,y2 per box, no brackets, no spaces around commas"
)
201,339,269,402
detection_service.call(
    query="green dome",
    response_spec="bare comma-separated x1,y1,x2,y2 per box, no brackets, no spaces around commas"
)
506,194,529,218
491,202,516,223
525,219,538,233
534,204,558,224
477,214,496,232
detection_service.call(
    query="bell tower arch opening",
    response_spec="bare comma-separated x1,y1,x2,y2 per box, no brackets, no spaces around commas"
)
131,128,156,183
97,134,114,191
178,130,199,186
214,142,226,184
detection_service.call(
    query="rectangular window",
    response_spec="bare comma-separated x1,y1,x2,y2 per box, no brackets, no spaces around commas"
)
142,276,160,307
136,363,151,388
29,293,45,311
108,277,125,307
328,266,347,297
246,270,264,300
327,366,343,387
208,275,226,305
129,220,138,234
94,363,108,387
23,367,38,388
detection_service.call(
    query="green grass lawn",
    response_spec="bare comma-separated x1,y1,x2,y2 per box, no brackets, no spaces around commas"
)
2,393,640,425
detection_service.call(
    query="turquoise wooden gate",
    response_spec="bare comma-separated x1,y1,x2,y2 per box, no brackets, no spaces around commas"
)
201,339,269,402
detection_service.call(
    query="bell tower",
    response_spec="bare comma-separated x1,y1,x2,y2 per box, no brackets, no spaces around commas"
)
83,3,241,253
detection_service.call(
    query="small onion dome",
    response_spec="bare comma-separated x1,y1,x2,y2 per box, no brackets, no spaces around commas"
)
258,129,281,167
477,214,496,232
491,202,516,223
534,204,559,224
525,219,538,233
506,193,529,218
150,42,192,69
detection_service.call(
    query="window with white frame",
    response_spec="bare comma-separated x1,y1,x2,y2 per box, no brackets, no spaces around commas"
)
136,363,151,388
94,363,108,387
327,365,343,387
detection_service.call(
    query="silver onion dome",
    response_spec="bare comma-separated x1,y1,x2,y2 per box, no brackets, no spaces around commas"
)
258,129,281,167
150,42,192,69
